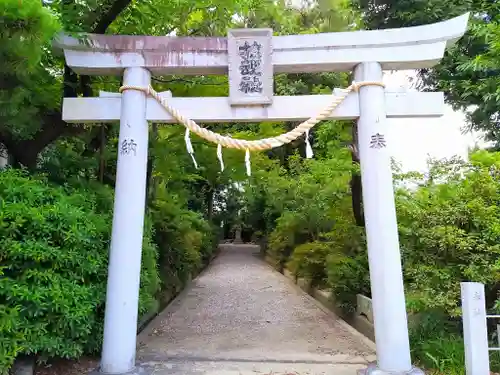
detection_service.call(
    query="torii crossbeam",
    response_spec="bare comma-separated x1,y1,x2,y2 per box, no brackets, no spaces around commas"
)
56,13,469,375
63,90,445,123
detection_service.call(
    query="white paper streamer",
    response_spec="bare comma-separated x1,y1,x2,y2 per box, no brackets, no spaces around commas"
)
217,143,225,172
245,149,251,177
305,129,313,159
184,128,198,169
189,153,198,169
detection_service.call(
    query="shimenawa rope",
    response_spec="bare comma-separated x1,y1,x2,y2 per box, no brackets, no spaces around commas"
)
118,81,385,152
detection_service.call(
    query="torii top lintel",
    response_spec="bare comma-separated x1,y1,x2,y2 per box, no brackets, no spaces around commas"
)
55,13,469,76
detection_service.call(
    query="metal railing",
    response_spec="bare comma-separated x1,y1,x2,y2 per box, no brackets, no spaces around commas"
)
486,314,500,353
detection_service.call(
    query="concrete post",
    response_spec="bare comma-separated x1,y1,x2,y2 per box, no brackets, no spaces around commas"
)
354,62,422,375
461,282,490,375
100,67,151,374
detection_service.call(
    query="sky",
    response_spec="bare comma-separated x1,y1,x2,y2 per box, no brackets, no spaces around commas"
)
382,70,487,173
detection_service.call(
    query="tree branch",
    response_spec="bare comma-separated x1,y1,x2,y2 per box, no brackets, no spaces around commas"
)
92,0,134,33
2,0,136,168
5,111,84,169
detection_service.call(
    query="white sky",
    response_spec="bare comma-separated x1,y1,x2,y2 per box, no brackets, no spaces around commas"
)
383,70,487,173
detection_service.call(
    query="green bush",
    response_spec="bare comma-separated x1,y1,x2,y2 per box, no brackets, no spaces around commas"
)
151,194,217,300
324,204,370,313
0,169,159,374
323,153,500,368
0,303,23,373
251,149,500,372
408,311,466,373
397,152,500,317
326,250,370,313
287,241,330,286
1,0,62,142
267,212,303,272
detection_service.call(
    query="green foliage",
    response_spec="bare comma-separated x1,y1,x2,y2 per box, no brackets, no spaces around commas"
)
0,303,23,374
0,0,59,74
397,151,500,317
287,241,330,286
408,310,500,373
151,187,217,299
0,0,61,141
4,1,499,374
409,311,466,373
267,211,302,271
352,0,500,143
38,137,106,186
0,169,159,374
325,206,370,312
244,135,500,372
0,1,376,374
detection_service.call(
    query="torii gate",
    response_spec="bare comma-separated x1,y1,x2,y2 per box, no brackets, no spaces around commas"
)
57,13,469,375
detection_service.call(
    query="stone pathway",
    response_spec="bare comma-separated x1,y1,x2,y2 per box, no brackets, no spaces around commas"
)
136,244,375,374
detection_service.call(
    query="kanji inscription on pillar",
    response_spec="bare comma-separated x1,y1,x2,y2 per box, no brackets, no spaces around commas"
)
369,133,387,149
120,138,137,156
228,28,273,106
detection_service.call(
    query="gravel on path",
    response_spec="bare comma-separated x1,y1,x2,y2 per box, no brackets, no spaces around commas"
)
137,244,375,368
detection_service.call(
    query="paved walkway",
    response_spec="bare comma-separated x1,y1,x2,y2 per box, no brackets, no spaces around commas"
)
136,244,375,374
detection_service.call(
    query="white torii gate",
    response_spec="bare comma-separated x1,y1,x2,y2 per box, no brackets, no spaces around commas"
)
57,13,469,375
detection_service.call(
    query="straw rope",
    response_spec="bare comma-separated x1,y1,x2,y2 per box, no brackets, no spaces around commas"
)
119,81,385,151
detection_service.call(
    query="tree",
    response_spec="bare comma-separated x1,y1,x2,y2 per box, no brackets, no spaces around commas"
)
352,0,500,143
0,0,62,168
0,0,261,168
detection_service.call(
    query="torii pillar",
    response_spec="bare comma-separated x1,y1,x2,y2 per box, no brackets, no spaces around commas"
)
355,61,415,374
56,12,469,375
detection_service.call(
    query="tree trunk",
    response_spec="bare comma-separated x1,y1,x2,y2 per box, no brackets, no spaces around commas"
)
150,124,159,205
98,125,106,183
206,186,215,221
350,123,365,227
145,124,158,211
1,0,135,168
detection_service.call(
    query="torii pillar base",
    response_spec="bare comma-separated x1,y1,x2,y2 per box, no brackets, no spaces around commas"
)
359,362,425,375
90,365,154,375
